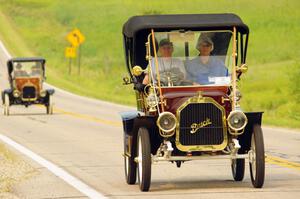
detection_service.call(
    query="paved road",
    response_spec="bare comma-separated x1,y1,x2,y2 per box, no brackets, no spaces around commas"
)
0,42,299,198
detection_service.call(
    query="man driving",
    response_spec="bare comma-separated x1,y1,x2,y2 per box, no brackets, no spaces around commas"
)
185,36,228,84
143,38,186,86
14,63,28,77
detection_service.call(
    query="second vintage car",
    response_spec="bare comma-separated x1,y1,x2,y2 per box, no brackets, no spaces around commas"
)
2,57,55,115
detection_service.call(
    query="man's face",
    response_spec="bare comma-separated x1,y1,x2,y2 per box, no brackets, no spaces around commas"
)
199,42,213,56
159,44,173,57
16,64,22,70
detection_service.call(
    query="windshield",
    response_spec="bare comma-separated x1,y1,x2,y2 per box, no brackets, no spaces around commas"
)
148,31,233,87
13,61,43,78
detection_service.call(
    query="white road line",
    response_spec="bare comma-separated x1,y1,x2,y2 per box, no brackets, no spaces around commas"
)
0,134,107,199
0,40,11,58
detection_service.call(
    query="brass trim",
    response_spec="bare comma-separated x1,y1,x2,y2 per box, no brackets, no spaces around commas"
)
221,96,230,104
159,129,175,138
13,89,20,98
175,96,228,152
21,97,37,102
227,110,248,134
154,84,230,89
231,26,238,110
146,33,161,114
157,111,177,134
132,65,145,76
151,29,165,112
229,129,245,136
40,90,47,98
236,63,248,73
190,118,212,134
22,98,38,102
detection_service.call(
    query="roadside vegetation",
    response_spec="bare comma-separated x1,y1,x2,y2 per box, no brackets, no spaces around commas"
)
0,0,299,128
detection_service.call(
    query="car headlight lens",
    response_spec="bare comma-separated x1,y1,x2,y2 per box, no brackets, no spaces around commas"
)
227,110,248,131
157,112,177,134
40,90,47,97
13,90,20,98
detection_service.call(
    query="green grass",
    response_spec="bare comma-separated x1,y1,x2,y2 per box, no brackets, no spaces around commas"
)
240,61,300,128
0,0,299,128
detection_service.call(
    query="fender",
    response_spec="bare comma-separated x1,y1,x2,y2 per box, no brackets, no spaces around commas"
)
120,111,140,136
120,111,160,156
1,89,12,104
120,111,144,157
238,112,264,152
46,89,55,95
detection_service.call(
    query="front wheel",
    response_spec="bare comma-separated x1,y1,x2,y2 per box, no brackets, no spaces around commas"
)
124,134,136,184
231,158,245,181
249,124,265,188
3,94,10,116
136,127,151,192
46,95,53,114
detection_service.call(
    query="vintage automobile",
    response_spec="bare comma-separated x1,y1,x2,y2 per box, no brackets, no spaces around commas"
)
121,14,265,191
2,57,55,115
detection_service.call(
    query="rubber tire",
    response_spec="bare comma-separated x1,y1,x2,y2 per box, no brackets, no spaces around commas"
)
46,105,53,114
176,161,182,168
231,158,245,181
4,94,10,116
124,135,137,184
46,105,50,114
249,124,265,188
3,104,6,116
137,127,151,192
46,95,53,115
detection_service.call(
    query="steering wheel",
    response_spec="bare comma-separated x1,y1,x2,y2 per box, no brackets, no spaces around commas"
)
158,68,186,86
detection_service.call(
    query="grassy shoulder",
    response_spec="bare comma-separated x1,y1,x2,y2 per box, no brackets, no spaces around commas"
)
0,7,134,105
240,61,300,128
0,0,299,128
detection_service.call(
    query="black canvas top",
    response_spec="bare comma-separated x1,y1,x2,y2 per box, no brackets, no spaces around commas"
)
7,57,46,64
123,13,249,37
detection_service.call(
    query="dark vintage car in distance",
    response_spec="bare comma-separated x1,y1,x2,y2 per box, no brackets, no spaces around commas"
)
1,57,55,115
121,13,265,192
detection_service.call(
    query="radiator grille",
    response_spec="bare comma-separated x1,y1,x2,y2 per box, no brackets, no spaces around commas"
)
178,102,224,146
22,86,36,99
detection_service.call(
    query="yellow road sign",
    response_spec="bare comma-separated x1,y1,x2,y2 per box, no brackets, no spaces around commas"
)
65,47,76,58
72,29,85,44
66,28,85,47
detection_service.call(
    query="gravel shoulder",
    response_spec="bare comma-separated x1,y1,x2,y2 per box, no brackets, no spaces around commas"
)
0,143,86,199
0,143,37,198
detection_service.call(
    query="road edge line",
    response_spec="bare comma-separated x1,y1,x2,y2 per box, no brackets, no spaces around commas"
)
0,134,107,199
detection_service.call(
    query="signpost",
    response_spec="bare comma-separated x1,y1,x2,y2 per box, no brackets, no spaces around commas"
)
65,46,76,74
65,28,85,75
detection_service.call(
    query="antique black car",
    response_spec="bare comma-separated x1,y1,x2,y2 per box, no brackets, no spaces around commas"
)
2,57,55,115
121,14,265,191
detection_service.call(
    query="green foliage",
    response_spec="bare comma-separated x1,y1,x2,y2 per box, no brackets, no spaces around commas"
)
240,61,299,127
0,0,299,127
288,61,300,121
290,61,300,102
